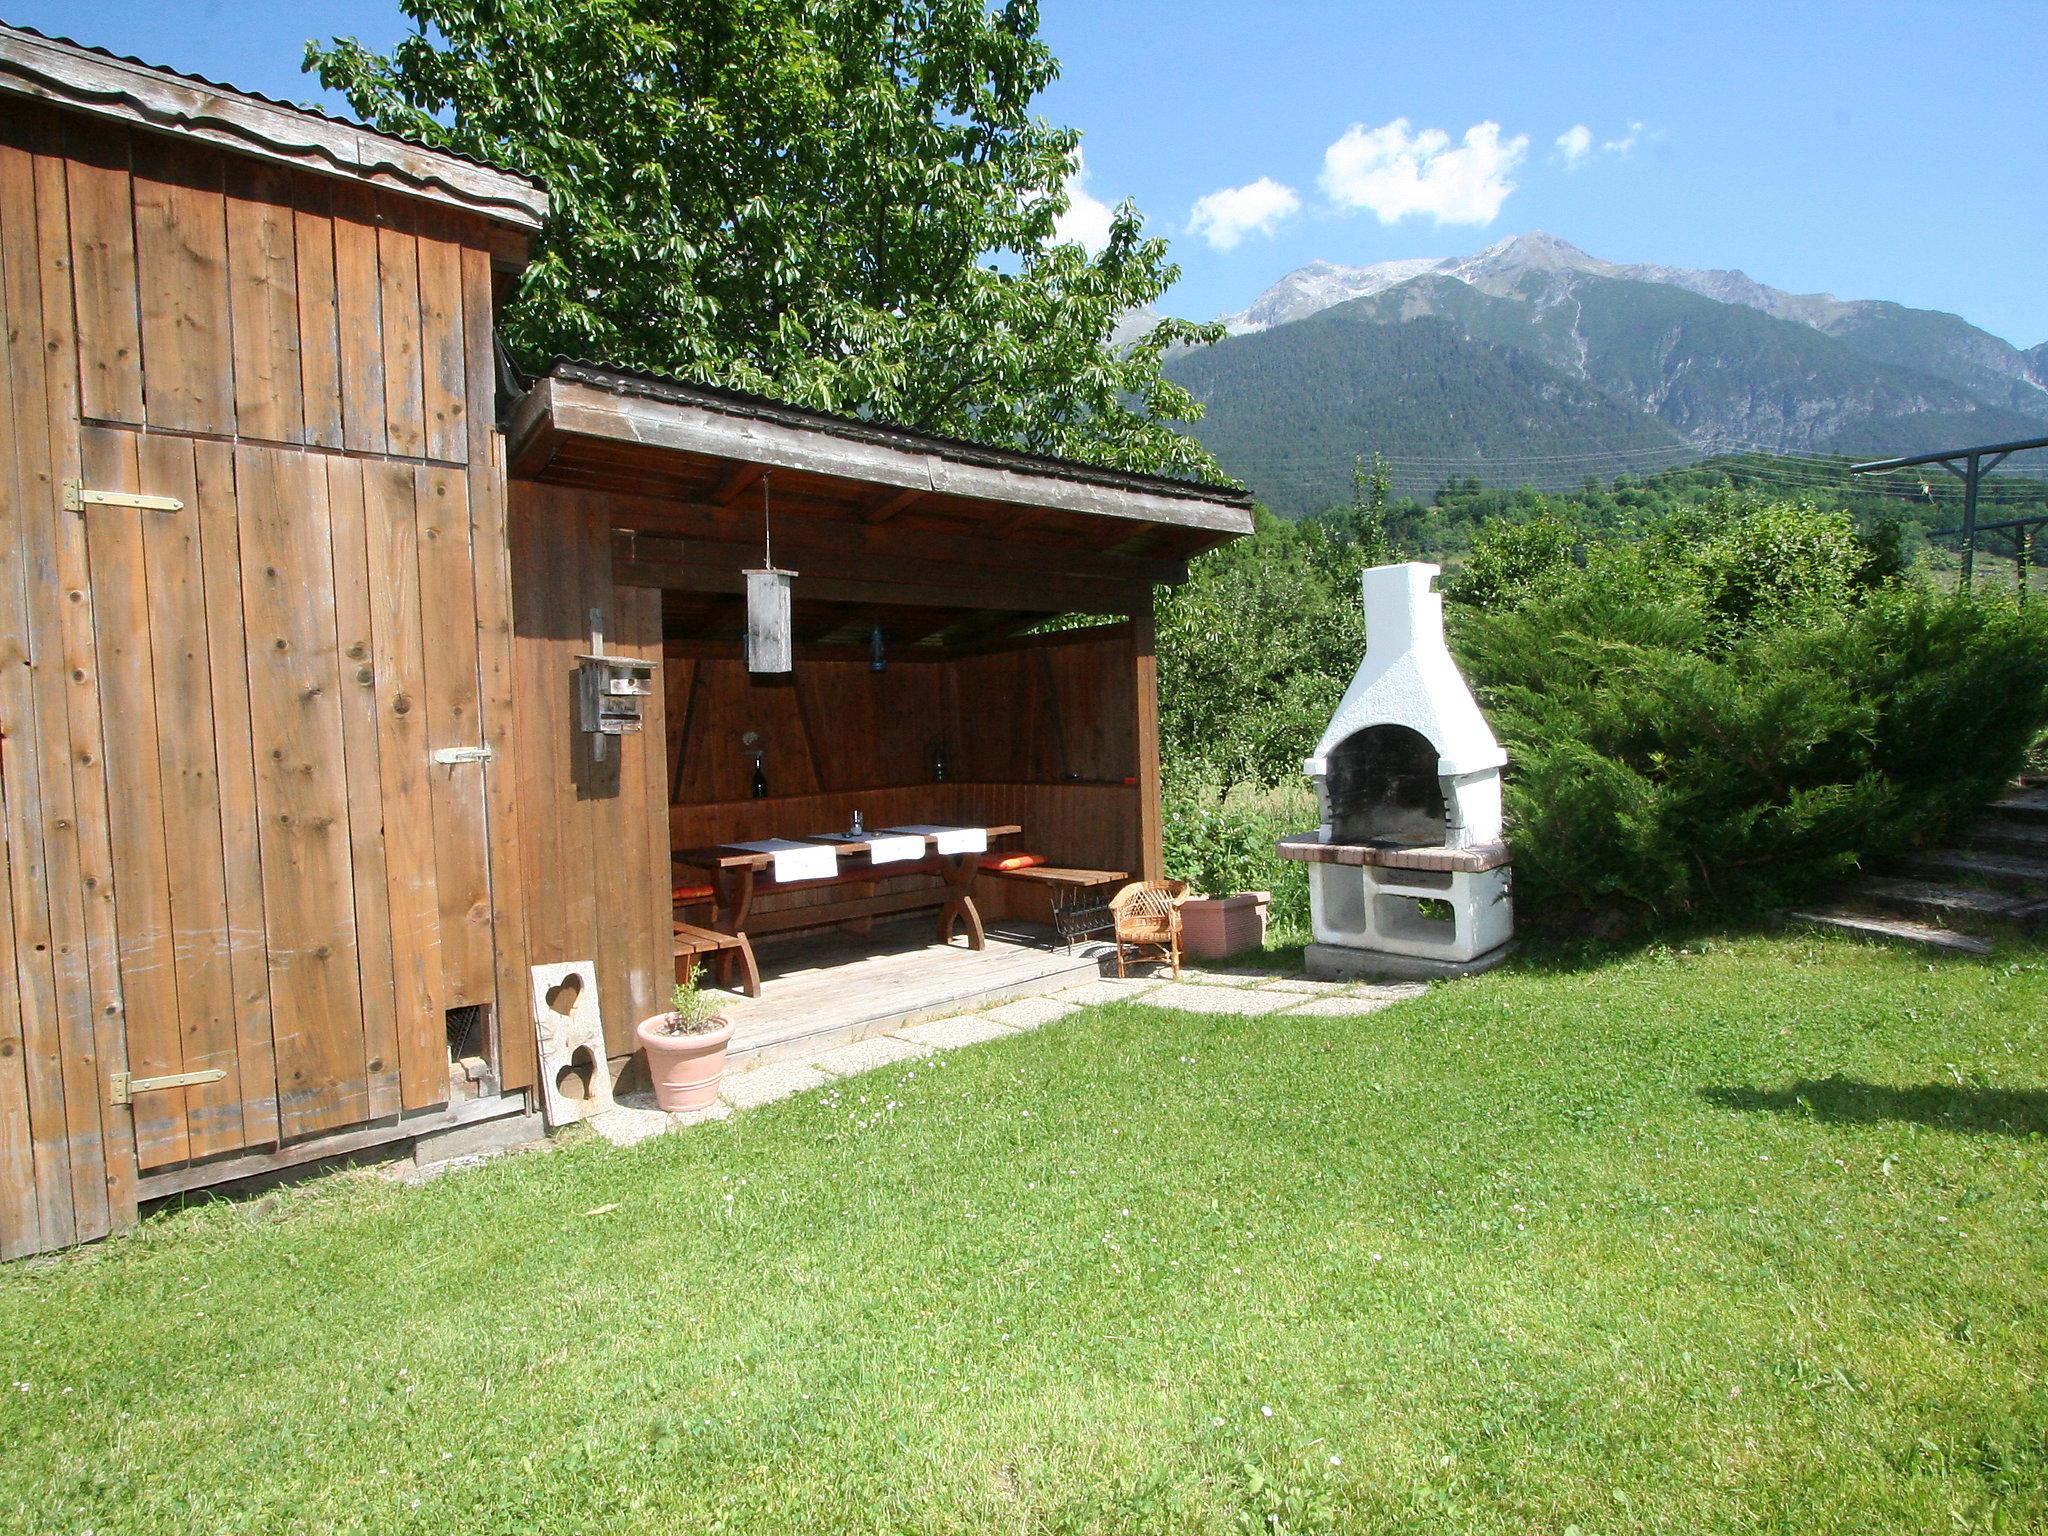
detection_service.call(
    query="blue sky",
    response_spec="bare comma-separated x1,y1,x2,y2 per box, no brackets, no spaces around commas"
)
20,0,2048,346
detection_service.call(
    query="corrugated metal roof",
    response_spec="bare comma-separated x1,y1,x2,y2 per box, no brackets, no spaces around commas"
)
0,17,547,215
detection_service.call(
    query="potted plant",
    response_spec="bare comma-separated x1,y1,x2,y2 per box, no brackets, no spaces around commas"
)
636,965,735,1112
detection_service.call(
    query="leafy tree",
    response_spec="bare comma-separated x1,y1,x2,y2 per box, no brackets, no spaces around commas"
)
309,0,1224,478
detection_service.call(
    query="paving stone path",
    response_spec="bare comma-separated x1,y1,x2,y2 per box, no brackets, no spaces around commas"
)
595,963,1429,1142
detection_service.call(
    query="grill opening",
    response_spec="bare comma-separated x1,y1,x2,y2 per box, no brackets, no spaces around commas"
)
1325,724,1446,846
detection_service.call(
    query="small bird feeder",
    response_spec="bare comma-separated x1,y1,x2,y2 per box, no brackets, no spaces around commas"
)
744,471,796,674
576,606,657,762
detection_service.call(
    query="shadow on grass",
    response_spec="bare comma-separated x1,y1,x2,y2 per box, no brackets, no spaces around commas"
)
1704,1076,2048,1137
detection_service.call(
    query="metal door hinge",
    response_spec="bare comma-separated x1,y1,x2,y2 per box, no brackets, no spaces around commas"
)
433,745,494,765
62,479,184,515
111,1068,226,1105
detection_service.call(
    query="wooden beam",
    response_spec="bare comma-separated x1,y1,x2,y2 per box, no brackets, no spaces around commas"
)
607,500,1187,588
509,374,1253,537
615,537,1147,617
0,27,547,235
1131,597,1165,883
711,460,768,507
862,486,925,523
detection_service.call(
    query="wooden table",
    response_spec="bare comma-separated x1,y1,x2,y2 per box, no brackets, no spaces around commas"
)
673,825,1022,994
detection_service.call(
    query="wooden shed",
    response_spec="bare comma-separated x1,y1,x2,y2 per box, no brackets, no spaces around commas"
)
0,23,1252,1259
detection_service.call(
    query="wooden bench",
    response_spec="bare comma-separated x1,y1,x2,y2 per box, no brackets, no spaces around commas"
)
979,864,1128,941
674,919,760,999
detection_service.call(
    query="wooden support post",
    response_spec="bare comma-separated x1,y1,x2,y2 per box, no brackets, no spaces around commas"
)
1131,595,1165,883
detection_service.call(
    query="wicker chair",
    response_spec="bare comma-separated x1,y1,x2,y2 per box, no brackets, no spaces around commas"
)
1109,879,1189,979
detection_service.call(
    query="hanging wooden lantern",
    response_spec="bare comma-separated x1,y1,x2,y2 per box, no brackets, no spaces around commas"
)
744,471,796,674
744,567,795,673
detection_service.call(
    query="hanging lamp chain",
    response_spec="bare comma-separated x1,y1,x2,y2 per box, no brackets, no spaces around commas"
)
761,470,772,570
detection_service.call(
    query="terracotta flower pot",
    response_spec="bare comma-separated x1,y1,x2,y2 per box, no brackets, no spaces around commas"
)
1180,891,1271,961
636,1013,735,1112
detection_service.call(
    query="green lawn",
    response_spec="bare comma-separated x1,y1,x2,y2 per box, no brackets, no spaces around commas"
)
4,933,2046,1534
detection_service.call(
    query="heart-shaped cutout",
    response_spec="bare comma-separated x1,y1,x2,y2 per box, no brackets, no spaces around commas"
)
545,973,584,1016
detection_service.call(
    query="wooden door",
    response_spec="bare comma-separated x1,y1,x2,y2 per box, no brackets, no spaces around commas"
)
78,426,463,1167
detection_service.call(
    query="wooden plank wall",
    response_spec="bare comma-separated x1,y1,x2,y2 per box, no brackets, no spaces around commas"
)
507,482,671,1059
0,102,526,1252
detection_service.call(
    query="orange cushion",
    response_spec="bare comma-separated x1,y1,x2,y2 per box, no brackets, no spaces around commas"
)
672,882,715,903
980,852,1046,872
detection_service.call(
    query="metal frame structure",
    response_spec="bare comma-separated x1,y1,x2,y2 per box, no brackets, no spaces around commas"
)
1851,434,2048,589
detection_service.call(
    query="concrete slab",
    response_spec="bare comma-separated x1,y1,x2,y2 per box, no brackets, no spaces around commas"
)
896,1016,1017,1050
982,995,1077,1031
1284,994,1404,1017
1057,978,1160,1006
1178,967,1275,986
1254,977,1354,995
721,1061,832,1110
1130,982,1295,1015
1305,941,1511,982
588,1102,674,1148
812,1034,929,1078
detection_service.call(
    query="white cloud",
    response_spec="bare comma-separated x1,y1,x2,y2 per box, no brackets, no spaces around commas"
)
1052,149,1115,254
1187,176,1302,252
1319,118,1529,226
1556,124,1593,167
1603,120,1650,154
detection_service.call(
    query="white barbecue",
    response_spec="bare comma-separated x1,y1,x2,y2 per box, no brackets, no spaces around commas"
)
1276,562,1513,978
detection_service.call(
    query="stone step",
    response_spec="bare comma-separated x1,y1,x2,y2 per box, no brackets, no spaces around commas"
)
1858,877,2047,927
1988,788,2048,824
1963,818,2048,856
1894,849,2048,895
1784,906,1994,956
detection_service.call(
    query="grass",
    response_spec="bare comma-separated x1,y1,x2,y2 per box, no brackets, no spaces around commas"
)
4,932,2046,1534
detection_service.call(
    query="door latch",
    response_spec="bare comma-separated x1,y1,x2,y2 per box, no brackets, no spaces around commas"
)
433,745,495,765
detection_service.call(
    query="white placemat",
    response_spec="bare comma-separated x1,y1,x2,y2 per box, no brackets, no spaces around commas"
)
882,824,988,856
863,833,925,865
728,838,840,884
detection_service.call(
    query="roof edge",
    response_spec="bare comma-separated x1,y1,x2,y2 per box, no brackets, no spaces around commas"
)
0,21,548,231
543,359,1255,511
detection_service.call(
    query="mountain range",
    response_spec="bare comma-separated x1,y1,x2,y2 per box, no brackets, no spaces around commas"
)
1163,233,2048,515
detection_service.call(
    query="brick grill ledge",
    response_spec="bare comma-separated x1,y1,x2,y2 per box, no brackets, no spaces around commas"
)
1275,835,1511,873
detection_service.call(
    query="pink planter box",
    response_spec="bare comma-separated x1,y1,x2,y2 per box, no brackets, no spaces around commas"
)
1180,891,1271,961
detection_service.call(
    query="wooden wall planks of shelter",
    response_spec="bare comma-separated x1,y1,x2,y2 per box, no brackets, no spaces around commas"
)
331,181,388,456
362,460,447,1108
376,201,426,459
135,433,245,1159
506,482,674,1058
462,242,534,1092
293,175,346,450
416,223,467,463
0,200,65,1247
325,457,405,1120
416,465,493,1011
192,438,280,1146
130,135,233,434
224,160,306,444
1131,601,1165,882
79,428,188,1169
0,754,40,1258
236,443,372,1139
60,116,143,425
12,122,133,1239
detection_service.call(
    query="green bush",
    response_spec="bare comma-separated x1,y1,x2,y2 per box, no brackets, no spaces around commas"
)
1454,498,2048,937
1160,773,1312,941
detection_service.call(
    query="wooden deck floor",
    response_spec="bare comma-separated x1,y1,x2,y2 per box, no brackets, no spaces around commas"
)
716,918,1113,1069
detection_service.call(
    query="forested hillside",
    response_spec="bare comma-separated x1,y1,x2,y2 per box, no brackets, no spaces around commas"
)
1168,233,2048,518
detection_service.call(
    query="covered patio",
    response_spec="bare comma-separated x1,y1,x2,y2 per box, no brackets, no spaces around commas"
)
501,363,1253,1073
